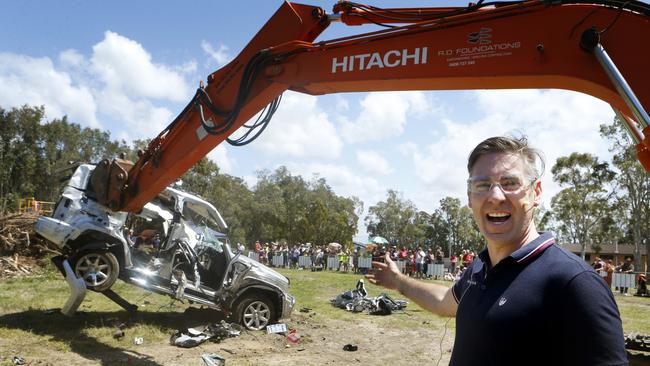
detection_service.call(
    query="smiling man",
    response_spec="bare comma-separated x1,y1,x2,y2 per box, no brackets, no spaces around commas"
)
367,136,627,365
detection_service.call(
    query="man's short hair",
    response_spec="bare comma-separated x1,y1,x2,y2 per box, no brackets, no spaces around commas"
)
467,135,545,180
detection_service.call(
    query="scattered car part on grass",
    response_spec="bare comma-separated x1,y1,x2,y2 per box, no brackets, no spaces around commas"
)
134,336,144,345
331,279,408,315
331,279,368,310
35,163,295,330
12,356,26,365
368,294,408,315
201,353,226,366
266,323,288,334
111,322,127,339
625,333,650,352
286,329,301,343
343,344,358,351
171,321,243,348
113,329,125,340
171,328,210,348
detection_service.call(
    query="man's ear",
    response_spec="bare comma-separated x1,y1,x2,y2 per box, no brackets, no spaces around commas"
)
467,192,473,208
532,180,543,207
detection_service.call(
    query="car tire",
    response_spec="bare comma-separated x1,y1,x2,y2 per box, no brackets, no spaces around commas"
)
235,294,276,331
70,250,119,292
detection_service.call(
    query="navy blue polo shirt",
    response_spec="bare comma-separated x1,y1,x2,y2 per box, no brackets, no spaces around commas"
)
450,232,627,366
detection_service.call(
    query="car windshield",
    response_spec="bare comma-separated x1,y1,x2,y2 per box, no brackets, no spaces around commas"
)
183,201,223,232
196,225,228,253
182,201,230,255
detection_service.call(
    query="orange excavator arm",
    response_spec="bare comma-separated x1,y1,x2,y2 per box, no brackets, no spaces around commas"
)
91,0,650,213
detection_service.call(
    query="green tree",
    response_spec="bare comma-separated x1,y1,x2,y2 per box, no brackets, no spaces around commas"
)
0,105,45,210
0,106,23,212
436,197,483,255
309,178,360,246
551,152,616,259
276,167,310,244
180,157,220,197
251,169,288,243
421,210,449,252
365,190,419,247
207,173,254,246
180,158,255,245
39,116,130,202
601,119,650,272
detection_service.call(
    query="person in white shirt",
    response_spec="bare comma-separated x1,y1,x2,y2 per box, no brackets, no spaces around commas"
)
415,247,426,279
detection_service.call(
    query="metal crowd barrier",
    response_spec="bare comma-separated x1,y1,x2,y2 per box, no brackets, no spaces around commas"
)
327,256,339,270
248,252,260,262
357,257,372,269
395,260,407,272
298,256,312,268
271,255,284,267
612,273,636,289
427,264,445,277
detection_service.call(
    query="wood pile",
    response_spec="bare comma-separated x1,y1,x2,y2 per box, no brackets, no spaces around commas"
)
0,212,59,278
0,254,37,278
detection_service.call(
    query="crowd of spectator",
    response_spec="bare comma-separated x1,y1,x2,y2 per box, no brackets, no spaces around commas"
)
238,240,479,281
591,256,648,296
237,241,649,293
241,241,359,272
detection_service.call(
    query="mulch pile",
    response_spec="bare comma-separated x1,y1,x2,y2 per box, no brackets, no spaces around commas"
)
0,212,59,278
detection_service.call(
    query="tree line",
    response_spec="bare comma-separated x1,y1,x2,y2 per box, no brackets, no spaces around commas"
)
2,104,648,271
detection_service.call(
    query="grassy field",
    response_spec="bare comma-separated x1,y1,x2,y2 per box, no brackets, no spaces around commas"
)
0,263,648,365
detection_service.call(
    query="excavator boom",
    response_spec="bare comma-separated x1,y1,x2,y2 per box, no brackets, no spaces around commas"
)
90,0,650,212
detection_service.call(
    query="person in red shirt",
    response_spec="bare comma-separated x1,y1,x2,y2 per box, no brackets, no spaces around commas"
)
411,249,417,277
450,254,458,274
604,259,614,288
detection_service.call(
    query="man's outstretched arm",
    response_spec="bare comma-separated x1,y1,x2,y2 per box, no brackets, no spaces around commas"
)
366,253,458,317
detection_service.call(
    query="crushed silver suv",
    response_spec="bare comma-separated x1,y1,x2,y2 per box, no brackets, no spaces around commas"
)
35,164,295,330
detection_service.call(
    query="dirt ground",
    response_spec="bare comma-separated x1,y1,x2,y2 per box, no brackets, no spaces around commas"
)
1,308,454,366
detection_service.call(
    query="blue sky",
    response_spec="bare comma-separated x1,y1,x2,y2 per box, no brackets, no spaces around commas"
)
1,1,629,241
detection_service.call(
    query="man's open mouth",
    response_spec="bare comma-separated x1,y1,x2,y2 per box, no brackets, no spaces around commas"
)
486,212,511,223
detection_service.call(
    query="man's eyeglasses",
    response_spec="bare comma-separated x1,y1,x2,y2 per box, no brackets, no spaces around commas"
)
467,175,534,195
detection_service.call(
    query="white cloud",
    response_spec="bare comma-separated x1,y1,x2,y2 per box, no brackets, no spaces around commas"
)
59,49,85,68
249,92,343,159
404,89,615,208
340,91,437,143
0,52,99,127
335,95,350,112
175,60,197,74
356,150,393,175
207,144,235,174
398,142,418,156
285,162,384,202
201,41,230,66
96,89,174,139
91,31,191,102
